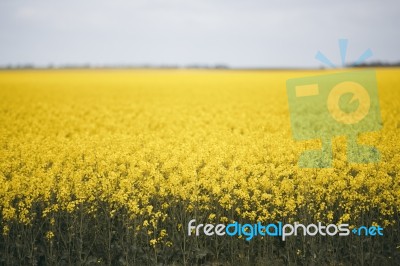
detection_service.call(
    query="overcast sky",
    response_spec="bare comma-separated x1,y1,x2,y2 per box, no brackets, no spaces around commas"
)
0,0,399,68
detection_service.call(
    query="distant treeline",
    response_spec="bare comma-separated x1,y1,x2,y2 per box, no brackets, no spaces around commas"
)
1,61,400,70
0,64,230,70
348,61,400,67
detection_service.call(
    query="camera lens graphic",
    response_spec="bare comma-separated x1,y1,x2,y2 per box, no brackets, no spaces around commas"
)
287,69,382,167
327,81,370,125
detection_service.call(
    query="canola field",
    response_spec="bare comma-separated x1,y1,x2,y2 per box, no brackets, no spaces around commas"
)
0,69,399,265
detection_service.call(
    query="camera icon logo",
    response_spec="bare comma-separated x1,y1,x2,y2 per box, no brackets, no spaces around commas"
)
287,45,382,168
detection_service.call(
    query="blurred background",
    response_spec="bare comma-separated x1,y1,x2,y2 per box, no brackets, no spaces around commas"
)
0,0,399,68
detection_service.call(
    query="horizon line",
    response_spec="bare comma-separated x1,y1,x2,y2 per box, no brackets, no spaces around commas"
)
1,61,400,71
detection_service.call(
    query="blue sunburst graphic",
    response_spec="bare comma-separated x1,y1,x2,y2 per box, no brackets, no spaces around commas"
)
315,39,373,68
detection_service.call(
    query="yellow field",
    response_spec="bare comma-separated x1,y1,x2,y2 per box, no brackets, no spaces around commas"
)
0,69,399,264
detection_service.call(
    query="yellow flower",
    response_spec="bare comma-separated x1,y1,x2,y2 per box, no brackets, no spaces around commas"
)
2,225,10,236
45,231,55,240
149,239,157,247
